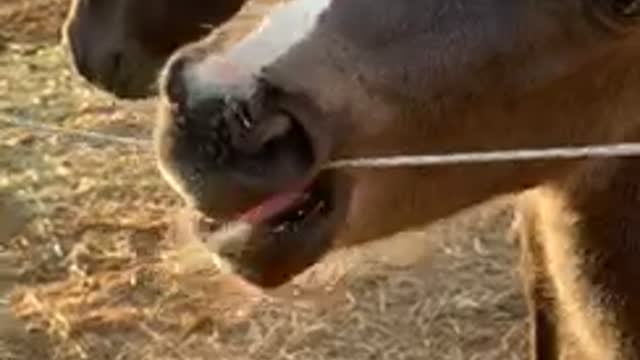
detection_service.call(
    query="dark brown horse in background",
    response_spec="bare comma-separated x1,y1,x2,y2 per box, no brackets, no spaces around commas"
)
63,0,248,98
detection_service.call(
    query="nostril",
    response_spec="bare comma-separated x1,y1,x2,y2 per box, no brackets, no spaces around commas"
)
98,50,125,86
110,52,123,77
253,113,293,148
227,107,315,189
74,52,93,81
65,37,94,81
231,111,293,154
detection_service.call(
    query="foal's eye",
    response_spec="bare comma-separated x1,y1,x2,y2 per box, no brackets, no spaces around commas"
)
612,0,640,17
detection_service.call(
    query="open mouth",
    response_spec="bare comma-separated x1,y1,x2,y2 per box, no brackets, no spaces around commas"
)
240,172,335,231
194,171,348,287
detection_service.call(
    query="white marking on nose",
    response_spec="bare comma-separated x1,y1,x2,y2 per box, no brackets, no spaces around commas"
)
184,57,255,107
225,0,332,71
183,0,331,105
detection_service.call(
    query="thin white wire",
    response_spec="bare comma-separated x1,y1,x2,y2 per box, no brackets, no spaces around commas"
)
3,113,640,169
0,113,152,147
326,143,640,169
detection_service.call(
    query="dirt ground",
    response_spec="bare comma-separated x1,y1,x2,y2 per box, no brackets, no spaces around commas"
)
0,1,528,359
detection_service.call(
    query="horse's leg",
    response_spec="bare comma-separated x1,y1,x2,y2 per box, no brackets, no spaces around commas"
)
529,159,640,360
514,192,560,360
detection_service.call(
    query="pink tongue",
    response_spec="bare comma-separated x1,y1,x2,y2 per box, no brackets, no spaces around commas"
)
239,181,311,224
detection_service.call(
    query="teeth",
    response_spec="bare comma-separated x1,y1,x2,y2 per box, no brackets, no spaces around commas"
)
267,187,329,234
308,200,325,216
241,117,252,129
199,216,220,232
273,224,288,233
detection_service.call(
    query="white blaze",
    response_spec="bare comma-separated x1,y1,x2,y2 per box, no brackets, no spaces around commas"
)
226,0,332,71
184,0,332,105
